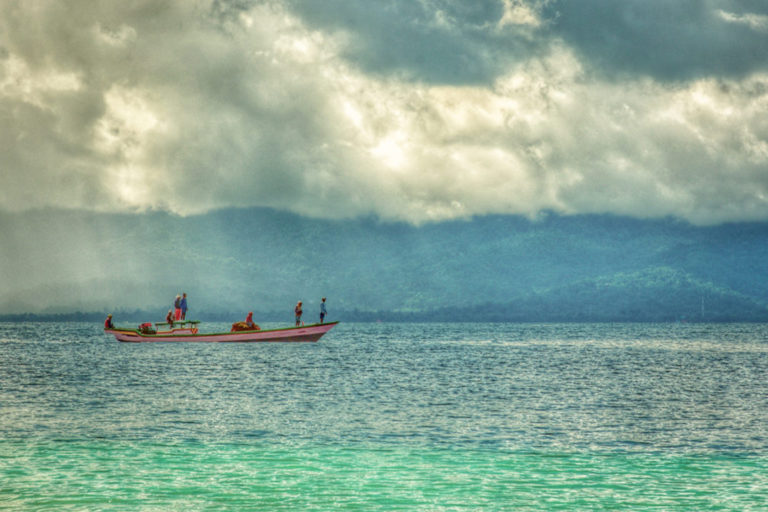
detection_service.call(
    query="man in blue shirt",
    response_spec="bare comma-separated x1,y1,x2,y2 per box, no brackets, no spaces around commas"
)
320,297,327,324
180,293,188,320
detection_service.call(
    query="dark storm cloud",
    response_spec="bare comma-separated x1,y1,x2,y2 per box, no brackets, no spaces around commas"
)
540,0,768,80
282,1,768,84
284,0,543,84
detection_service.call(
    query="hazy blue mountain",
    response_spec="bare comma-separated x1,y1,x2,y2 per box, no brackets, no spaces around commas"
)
1,208,767,321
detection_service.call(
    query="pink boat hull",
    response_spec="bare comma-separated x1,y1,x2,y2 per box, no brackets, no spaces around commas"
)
156,327,198,335
105,321,338,343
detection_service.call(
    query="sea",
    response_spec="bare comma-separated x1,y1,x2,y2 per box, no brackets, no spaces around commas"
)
1,321,767,511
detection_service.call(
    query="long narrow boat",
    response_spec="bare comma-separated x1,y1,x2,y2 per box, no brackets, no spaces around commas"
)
105,321,338,343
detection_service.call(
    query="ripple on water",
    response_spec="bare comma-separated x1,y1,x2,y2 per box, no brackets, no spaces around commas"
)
1,322,767,509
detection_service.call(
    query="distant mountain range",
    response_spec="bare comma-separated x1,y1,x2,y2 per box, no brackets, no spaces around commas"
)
1,208,767,322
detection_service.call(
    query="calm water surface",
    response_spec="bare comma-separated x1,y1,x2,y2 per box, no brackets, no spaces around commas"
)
1,322,767,510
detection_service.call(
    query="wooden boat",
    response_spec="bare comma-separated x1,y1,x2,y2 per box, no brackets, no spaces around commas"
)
105,321,338,343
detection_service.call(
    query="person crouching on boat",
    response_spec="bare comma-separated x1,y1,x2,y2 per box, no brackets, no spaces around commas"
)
104,314,114,329
166,309,174,326
231,312,259,332
295,301,303,326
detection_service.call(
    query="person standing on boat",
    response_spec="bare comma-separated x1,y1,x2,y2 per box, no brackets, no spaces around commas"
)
180,293,188,320
174,294,182,321
295,301,303,326
320,297,327,324
104,314,114,329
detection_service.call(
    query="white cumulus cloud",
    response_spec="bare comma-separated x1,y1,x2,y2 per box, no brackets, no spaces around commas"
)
1,0,768,224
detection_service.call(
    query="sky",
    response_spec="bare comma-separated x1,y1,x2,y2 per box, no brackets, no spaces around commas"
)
2,0,768,225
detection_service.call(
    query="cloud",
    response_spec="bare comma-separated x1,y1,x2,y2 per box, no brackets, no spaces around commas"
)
0,0,767,225
499,0,545,28
717,9,768,32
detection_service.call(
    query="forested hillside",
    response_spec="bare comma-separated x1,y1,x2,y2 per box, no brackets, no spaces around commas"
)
1,208,767,321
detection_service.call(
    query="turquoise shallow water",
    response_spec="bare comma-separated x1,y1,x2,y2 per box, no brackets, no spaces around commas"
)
1,322,767,510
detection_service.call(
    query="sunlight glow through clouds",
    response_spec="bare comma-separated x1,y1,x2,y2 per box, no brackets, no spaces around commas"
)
498,0,543,28
93,86,169,210
96,86,162,155
0,55,81,106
